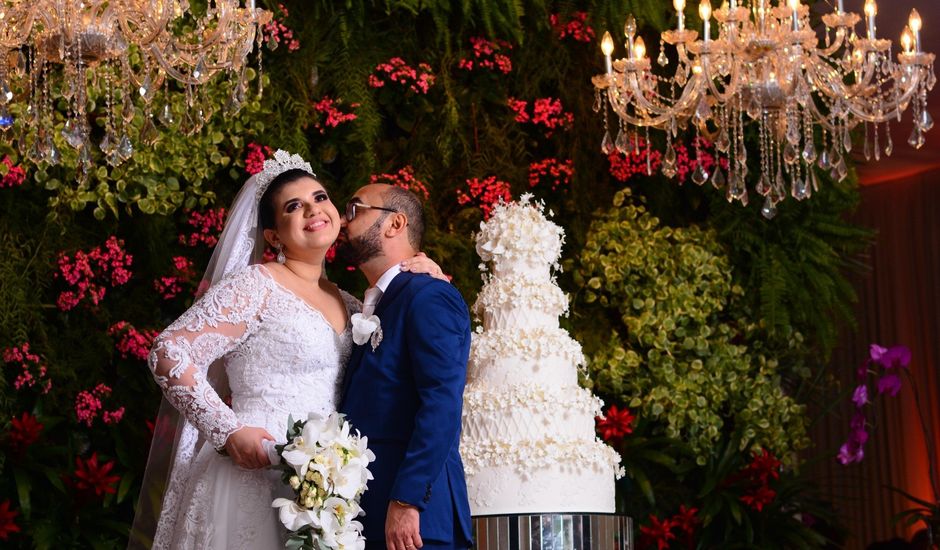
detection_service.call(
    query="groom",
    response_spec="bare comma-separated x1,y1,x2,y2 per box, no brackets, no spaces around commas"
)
338,184,473,550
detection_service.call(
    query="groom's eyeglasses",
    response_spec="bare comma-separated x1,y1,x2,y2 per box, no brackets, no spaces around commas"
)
344,200,398,223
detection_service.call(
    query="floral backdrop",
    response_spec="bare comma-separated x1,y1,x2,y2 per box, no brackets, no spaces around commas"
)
0,1,872,548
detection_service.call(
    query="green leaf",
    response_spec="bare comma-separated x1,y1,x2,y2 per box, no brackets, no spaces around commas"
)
117,472,136,504
13,466,31,518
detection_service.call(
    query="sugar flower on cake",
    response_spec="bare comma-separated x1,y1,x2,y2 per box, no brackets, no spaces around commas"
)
475,194,565,272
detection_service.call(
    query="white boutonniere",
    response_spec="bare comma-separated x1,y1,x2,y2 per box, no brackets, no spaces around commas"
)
350,313,383,351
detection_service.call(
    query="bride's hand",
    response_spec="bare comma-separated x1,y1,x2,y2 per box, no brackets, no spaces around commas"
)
400,252,449,282
224,426,275,469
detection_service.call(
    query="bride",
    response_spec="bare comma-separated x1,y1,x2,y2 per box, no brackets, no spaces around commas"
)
129,150,444,549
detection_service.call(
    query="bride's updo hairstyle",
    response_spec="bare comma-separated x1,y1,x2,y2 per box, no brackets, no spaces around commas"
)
258,168,320,230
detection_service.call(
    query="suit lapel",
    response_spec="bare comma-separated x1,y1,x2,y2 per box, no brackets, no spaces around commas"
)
341,272,414,398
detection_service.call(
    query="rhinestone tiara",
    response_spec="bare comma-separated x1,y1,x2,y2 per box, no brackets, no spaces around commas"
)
255,149,316,201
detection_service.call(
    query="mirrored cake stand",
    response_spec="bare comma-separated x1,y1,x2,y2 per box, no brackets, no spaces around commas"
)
472,513,633,550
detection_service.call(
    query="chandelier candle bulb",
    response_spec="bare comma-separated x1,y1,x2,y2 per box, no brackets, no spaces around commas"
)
625,15,637,59
674,0,686,31
909,9,922,52
788,0,800,31
865,0,878,40
700,0,712,43
601,31,614,74
902,27,914,55
634,37,647,60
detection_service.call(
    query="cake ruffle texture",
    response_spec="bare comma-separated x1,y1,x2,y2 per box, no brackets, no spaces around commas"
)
467,327,584,387
462,383,603,443
473,274,569,326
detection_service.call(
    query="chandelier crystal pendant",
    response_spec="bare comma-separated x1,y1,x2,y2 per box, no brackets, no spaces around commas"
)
0,0,271,172
593,0,935,217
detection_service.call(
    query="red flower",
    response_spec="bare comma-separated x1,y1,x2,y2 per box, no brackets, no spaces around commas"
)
596,405,636,443
0,500,20,541
743,448,781,483
69,453,121,498
740,484,777,512
672,505,699,535
639,514,676,550
7,412,43,455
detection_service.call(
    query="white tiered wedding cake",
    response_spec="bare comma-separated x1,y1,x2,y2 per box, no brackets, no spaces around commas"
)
460,195,623,516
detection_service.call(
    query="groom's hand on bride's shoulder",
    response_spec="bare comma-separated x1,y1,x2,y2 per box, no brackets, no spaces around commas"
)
224,426,275,469
385,500,422,550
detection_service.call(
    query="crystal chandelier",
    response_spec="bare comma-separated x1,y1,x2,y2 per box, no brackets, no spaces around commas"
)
0,0,271,169
593,0,936,217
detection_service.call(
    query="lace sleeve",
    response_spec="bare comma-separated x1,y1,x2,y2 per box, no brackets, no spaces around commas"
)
148,267,269,450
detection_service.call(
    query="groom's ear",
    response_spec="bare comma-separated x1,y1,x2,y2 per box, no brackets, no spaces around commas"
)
384,212,409,238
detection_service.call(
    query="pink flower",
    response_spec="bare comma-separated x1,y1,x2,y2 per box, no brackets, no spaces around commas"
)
103,407,125,425
108,322,159,361
179,208,227,247
369,166,430,201
507,97,573,137
312,97,359,133
245,143,273,175
0,156,26,188
75,383,123,427
2,343,52,394
457,177,512,219
458,37,513,74
55,237,133,311
153,256,196,300
550,12,596,43
528,158,574,192
369,58,436,94
261,4,300,51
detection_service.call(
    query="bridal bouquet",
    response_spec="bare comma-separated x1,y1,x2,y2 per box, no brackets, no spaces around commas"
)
271,412,376,550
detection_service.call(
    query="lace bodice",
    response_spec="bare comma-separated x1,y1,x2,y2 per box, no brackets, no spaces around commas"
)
148,264,360,449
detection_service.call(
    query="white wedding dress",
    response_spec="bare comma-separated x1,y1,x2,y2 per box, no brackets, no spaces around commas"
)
147,264,359,550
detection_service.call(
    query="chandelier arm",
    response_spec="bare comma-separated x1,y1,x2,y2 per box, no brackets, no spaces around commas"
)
843,75,925,123
626,75,701,119
805,57,880,102
817,28,848,57
606,77,702,127
0,8,38,48
114,2,176,51
145,43,223,85
700,56,744,104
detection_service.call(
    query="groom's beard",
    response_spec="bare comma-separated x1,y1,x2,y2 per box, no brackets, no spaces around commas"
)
337,218,384,267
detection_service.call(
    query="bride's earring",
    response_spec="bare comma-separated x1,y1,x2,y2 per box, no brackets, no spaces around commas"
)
276,243,286,264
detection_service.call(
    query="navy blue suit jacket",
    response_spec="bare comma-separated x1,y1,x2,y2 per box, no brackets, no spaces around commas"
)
339,272,472,545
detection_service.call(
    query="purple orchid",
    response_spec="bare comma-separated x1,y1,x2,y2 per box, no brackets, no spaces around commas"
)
877,372,903,396
852,385,870,407
870,344,911,370
838,440,865,465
